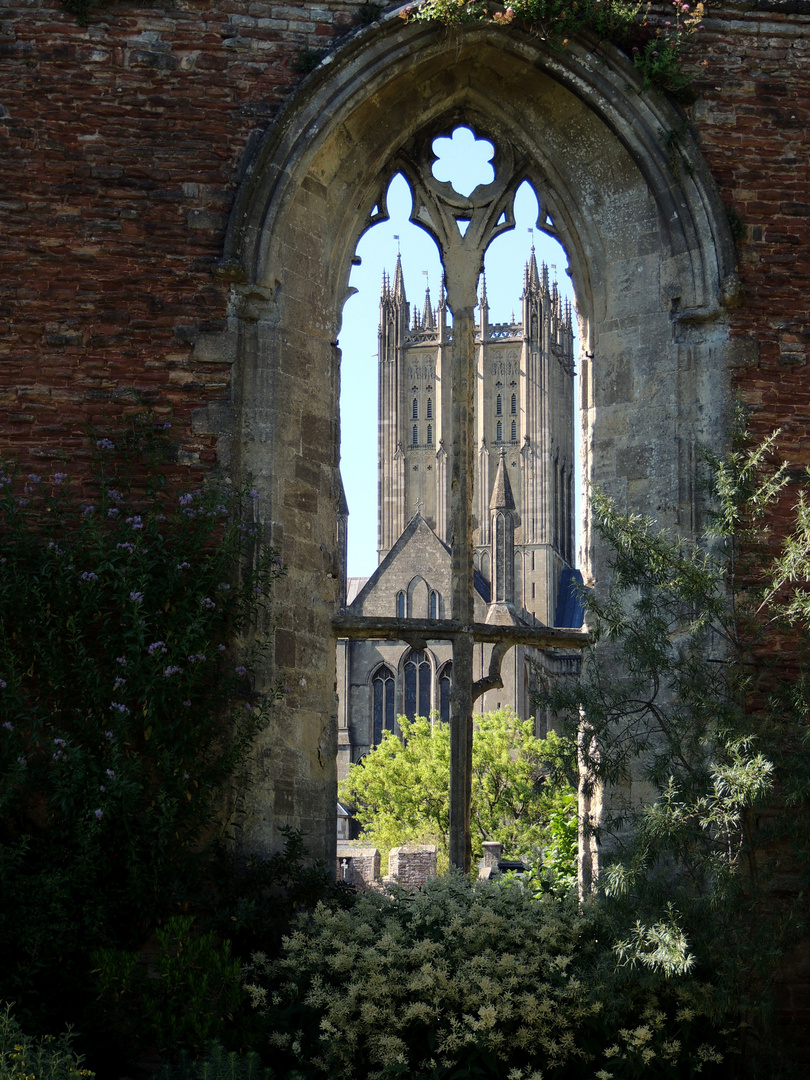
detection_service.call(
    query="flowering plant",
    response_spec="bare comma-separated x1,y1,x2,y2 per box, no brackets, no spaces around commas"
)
405,0,706,97
0,417,282,1045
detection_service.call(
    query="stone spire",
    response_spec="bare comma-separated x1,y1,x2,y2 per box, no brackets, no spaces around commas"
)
487,449,521,625
422,283,435,330
392,251,406,303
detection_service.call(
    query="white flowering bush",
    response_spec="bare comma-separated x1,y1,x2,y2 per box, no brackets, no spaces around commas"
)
244,872,726,1079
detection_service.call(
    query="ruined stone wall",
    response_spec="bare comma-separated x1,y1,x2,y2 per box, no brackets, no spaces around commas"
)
2,0,809,866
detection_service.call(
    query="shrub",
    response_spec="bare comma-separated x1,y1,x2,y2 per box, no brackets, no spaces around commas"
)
0,1003,93,1080
0,419,282,1061
245,872,727,1080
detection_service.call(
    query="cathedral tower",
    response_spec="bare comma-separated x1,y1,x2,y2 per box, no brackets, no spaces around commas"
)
377,249,575,624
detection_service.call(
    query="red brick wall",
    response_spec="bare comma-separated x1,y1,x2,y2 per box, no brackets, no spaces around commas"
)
0,0,365,474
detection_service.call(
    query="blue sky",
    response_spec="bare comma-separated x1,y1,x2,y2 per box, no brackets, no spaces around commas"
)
337,128,576,578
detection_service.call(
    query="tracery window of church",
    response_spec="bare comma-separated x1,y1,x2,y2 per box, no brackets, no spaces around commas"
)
429,589,440,618
510,393,517,415
396,591,405,618
496,394,502,416
511,420,517,443
372,666,396,745
412,398,418,419
496,420,502,442
412,424,418,446
427,423,433,446
439,662,452,725
404,649,431,720
426,397,433,419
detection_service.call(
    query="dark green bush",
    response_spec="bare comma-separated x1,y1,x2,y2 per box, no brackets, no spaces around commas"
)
0,419,281,1067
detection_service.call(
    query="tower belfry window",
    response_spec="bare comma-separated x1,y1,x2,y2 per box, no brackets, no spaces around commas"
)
496,394,502,416
511,420,517,442
496,420,502,442
412,398,418,419
511,393,517,415
427,423,433,446
412,425,418,446
426,397,433,419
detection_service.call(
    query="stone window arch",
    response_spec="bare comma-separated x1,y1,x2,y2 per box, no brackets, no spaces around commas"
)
412,397,418,419
511,393,517,415
412,424,418,446
371,664,396,746
427,423,433,446
212,15,739,863
496,393,502,416
426,397,433,419
403,648,432,720
496,420,502,443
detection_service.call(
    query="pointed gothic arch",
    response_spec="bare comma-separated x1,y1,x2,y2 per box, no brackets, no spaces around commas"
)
203,11,741,862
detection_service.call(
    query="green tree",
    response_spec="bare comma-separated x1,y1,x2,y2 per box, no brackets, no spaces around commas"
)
339,709,575,874
539,422,810,1064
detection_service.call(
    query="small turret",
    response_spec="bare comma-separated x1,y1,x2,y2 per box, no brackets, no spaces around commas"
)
487,449,521,625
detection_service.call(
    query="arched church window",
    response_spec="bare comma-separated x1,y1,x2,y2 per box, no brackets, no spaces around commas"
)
511,393,517,415
372,665,396,745
439,662,452,724
404,649,431,720
427,423,433,446
426,397,433,419
412,424,418,446
412,398,418,419
429,589,440,619
496,420,502,442
496,394,502,416
511,420,517,442
396,591,405,618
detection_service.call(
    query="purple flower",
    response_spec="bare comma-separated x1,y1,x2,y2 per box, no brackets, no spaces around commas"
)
201,597,216,611
176,561,191,571
179,493,194,507
244,702,253,712
94,808,104,820
113,677,126,690
80,571,99,583
99,785,105,793
110,702,129,714
183,772,190,780
96,438,115,451
54,737,66,747
164,665,182,677
218,644,226,652
0,679,7,689
106,768,115,779
182,700,191,707
2,720,13,731
126,515,143,530
249,489,260,501
17,756,26,767
147,641,167,655
107,508,120,518
104,730,114,739
108,489,123,502
54,472,68,484
217,583,231,592
188,653,206,664
235,665,247,676
215,504,227,515
116,657,127,666
162,421,172,429
82,504,94,516
28,474,41,484
130,591,143,604
17,498,29,507
117,543,135,554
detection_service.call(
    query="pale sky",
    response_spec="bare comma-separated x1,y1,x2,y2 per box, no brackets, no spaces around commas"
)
337,128,576,578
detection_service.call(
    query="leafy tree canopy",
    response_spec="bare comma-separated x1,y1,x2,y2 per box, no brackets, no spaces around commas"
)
339,709,575,875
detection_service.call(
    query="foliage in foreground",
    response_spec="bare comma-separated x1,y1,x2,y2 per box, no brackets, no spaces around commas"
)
0,420,282,1061
339,709,576,875
407,0,706,97
245,872,725,1080
0,1004,93,1080
539,423,810,1069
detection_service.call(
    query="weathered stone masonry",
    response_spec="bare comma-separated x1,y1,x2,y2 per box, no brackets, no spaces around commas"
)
2,0,810,945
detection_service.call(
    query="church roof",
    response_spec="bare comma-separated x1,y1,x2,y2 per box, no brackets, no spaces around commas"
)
346,577,369,605
347,513,490,615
